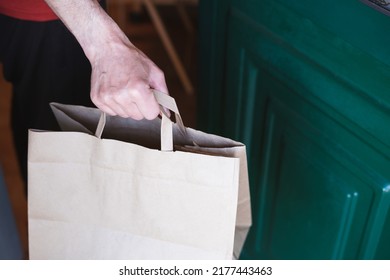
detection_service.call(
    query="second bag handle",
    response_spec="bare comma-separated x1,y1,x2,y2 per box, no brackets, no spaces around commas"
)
94,89,186,152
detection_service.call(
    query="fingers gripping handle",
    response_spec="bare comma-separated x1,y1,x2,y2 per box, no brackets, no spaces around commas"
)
95,90,186,152
152,90,185,130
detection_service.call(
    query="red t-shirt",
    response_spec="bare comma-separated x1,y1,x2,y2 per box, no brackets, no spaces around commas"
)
0,0,58,21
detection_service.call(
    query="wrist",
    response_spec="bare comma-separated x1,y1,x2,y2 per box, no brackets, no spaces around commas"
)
45,0,132,62
81,16,131,62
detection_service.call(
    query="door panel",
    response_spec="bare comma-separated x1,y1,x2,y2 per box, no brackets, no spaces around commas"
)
199,0,390,259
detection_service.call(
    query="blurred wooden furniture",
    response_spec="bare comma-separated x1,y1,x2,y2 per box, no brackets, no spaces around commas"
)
108,0,197,95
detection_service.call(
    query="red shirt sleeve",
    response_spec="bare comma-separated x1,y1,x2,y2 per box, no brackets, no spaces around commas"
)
0,0,58,21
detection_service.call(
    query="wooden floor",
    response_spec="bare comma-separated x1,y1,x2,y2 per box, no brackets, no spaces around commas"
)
0,2,198,259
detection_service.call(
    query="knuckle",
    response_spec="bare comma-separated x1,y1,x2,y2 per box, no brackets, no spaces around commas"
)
128,83,144,99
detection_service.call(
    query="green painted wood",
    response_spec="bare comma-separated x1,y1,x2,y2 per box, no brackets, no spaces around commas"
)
198,0,230,135
199,0,390,259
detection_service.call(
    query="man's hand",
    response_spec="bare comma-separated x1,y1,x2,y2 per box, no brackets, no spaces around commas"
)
89,41,167,120
45,0,167,120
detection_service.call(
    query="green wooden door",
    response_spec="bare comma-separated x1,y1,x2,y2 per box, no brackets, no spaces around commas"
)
198,0,390,259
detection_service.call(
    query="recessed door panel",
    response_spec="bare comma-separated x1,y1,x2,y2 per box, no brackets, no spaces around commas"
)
199,0,390,259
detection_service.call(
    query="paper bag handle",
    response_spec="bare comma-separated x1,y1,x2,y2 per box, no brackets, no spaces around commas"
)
95,90,186,152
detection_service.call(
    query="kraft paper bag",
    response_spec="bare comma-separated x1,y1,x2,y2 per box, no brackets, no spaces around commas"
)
28,91,251,260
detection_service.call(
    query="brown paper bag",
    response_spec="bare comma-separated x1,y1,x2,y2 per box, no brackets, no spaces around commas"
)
28,91,251,260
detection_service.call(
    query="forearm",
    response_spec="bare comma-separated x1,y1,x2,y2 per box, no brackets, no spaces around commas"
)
44,0,130,61
44,0,167,120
